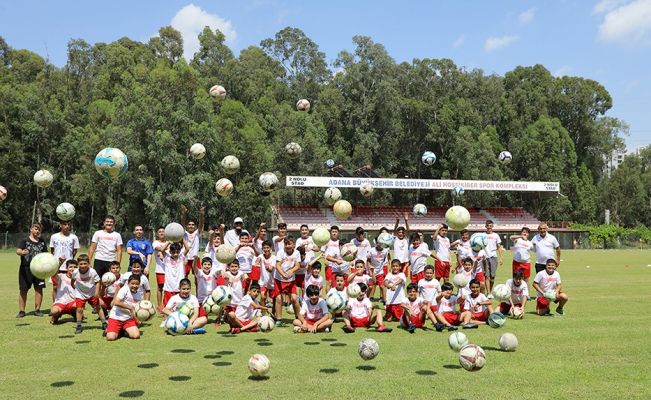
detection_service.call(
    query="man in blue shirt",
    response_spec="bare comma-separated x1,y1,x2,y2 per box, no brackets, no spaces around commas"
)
126,224,153,275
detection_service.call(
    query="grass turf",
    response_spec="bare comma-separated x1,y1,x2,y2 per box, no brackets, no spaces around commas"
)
1,249,651,399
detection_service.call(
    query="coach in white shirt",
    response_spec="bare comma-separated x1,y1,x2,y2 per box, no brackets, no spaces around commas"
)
531,223,561,274
224,217,244,247
88,215,123,277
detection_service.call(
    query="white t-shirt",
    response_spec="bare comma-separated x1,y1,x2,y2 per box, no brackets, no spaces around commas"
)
409,243,430,274
255,254,276,288
470,249,486,274
109,286,142,321
195,267,219,302
49,232,80,270
91,230,123,262
484,232,502,258
385,272,406,305
304,274,323,291
184,230,200,259
118,272,150,298
105,277,121,298
322,239,341,269
393,237,409,263
224,271,246,306
367,247,390,274
235,294,257,321
347,297,372,318
204,243,226,273
295,236,316,260
506,278,529,305
236,246,256,274
437,295,458,313
54,274,75,304
533,270,561,298
351,238,371,262
162,254,186,293
456,239,472,261
153,240,168,274
274,250,300,282
272,235,285,254
165,294,199,312
300,298,329,321
417,278,441,303
224,229,241,247
433,235,451,263
402,296,425,316
532,234,560,265
512,238,533,262
464,293,489,313
253,238,265,256
72,268,100,299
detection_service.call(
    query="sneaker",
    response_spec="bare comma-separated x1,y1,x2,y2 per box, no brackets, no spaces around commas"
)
555,307,564,316
192,328,207,335
376,325,392,333
487,294,494,299
343,326,355,333
407,323,416,334
275,320,285,328
230,328,241,334
462,323,478,329
102,322,108,331
102,329,107,337
16,311,26,318
434,323,445,332
447,326,458,331
33,309,44,317
75,325,83,334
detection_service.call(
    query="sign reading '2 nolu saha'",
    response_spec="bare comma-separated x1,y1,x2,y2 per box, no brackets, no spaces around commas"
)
285,176,560,192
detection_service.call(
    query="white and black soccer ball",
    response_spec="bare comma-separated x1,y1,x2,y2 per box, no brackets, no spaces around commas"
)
56,202,76,221
359,183,374,197
258,316,275,333
135,300,156,322
358,338,380,360
421,151,437,166
296,98,310,112
202,296,221,315
211,286,233,306
190,143,206,160
326,291,346,313
498,333,518,352
33,169,54,188
324,187,342,206
101,272,116,286
259,172,279,192
285,142,302,159
221,155,240,175
498,151,512,164
248,354,271,376
459,344,486,371
215,178,234,197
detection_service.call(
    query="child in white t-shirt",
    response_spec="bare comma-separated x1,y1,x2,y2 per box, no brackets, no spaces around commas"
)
343,283,391,333
510,227,534,283
384,259,407,322
50,259,77,324
105,274,142,341
73,254,102,334
162,278,207,334
459,279,493,328
499,270,529,316
367,241,390,301
434,282,462,331
227,283,270,334
401,283,433,333
348,260,373,289
417,265,441,326
293,284,333,333
192,257,219,303
253,240,276,305
533,259,568,316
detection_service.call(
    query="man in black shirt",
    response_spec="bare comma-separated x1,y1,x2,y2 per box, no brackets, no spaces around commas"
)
16,223,48,317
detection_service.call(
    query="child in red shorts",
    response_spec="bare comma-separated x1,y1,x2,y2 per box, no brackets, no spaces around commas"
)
162,278,207,334
434,282,461,331
533,259,568,316
106,274,142,341
459,279,493,328
499,270,529,316
384,259,407,321
227,283,270,334
293,285,333,333
401,283,434,333
343,283,391,333
72,254,103,334
510,227,534,284
99,261,122,314
50,259,77,324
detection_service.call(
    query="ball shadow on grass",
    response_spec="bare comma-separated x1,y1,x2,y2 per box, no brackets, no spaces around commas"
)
213,361,232,367
58,335,74,339
75,340,90,344
356,365,376,371
330,342,347,347
217,350,234,355
254,338,270,342
169,376,191,382
170,349,195,354
442,364,462,370
204,355,221,359
257,341,273,347
51,381,74,388
137,363,159,369
481,346,503,352
247,375,270,381
321,338,337,342
15,323,30,327
303,342,320,346
220,333,236,338
118,390,144,398
415,370,436,376
319,368,339,374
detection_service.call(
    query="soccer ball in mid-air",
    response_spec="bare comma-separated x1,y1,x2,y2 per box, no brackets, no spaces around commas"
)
285,142,302,159
452,273,470,288
221,155,240,175
358,338,380,360
445,206,471,230
470,232,488,252
359,183,374,197
376,232,394,249
211,286,233,306
33,169,54,188
452,186,465,197
498,151,512,164
325,159,335,169
29,253,60,280
258,316,275,333
164,222,184,243
94,148,128,179
259,172,279,192
448,332,469,352
311,227,330,247
347,283,362,298
326,291,346,313
340,243,358,262
215,244,236,264
487,312,507,328
248,354,270,377
296,98,310,112
499,333,518,352
215,178,234,197
56,202,76,221
458,344,486,371
333,200,352,220
202,297,221,315
324,187,342,206
0,185,7,201
413,203,427,217
491,284,511,301
101,272,116,286
164,312,190,335
135,300,156,322
209,84,227,99
189,143,206,159
421,151,437,166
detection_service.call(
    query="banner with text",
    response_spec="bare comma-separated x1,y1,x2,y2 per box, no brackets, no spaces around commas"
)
286,176,559,192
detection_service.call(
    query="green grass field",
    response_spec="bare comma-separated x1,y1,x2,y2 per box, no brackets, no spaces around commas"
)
2,249,651,399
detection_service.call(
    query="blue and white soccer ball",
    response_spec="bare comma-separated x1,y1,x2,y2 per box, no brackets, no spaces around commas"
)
164,311,190,335
413,203,428,217
377,232,394,249
421,151,437,166
94,148,128,179
470,232,488,252
452,186,465,197
325,159,335,169
326,291,346,313
498,151,512,164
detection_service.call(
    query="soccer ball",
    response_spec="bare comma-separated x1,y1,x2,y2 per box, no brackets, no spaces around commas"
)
452,273,470,288
445,206,471,230
33,169,54,188
284,303,296,315
358,338,380,361
216,244,236,264
209,84,227,99
491,284,511,301
285,142,302,159
458,344,486,372
452,186,465,197
258,316,275,333
326,291,346,313
448,332,469,352
512,306,524,319
340,243,358,262
178,302,195,318
0,185,7,201
56,202,76,221
296,99,310,112
333,200,352,220
165,311,190,335
215,178,234,197
413,203,427,217
189,143,206,159
202,296,221,315
259,172,279,192
544,290,557,301
359,183,374,197
470,232,488,252
325,159,335,169
248,354,270,377
499,333,518,352
134,300,156,322
347,283,362,298
487,312,507,328
101,272,116,286
164,222,184,243
311,227,330,247
324,187,342,206
29,253,59,280
377,232,394,249
421,151,437,166
211,286,233,306
498,151,512,164
221,155,240,175
94,148,128,179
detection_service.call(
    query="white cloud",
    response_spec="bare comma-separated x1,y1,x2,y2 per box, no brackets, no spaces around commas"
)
518,8,536,25
170,4,237,61
593,0,628,14
484,35,519,52
554,65,573,77
596,0,651,44
452,34,465,48
624,79,640,93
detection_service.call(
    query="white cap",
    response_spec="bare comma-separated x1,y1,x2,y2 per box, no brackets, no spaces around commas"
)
233,217,243,224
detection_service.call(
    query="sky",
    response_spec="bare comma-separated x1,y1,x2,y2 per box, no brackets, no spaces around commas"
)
1,0,649,151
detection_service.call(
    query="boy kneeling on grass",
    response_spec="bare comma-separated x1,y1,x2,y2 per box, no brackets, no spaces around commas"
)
227,283,271,334
343,283,391,333
106,274,142,341
293,285,333,333
533,259,568,316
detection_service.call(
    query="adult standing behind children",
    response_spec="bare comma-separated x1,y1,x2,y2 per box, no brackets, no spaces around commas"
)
126,224,153,275
531,223,561,274
16,223,48,317
225,217,245,247
88,215,123,277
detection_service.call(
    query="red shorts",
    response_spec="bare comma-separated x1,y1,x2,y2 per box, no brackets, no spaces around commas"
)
156,273,165,286
402,312,425,328
400,262,409,276
223,305,236,314
500,302,522,314
271,280,297,298
512,261,531,280
197,306,207,318
328,273,348,288
443,312,460,325
305,318,319,326
249,266,261,281
295,274,305,289
350,316,370,328
410,271,425,284
475,272,485,283
325,266,333,284
76,297,100,309
471,310,489,322
234,319,259,331
429,305,438,313
435,261,451,279
537,297,557,311
101,296,113,309
53,301,76,315
374,274,385,287
385,304,404,320
163,291,178,307
184,259,197,276
106,317,138,334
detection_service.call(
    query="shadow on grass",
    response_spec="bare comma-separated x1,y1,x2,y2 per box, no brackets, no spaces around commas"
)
304,342,320,346
481,346,503,352
58,335,74,339
169,376,191,382
219,333,236,338
171,349,195,354
257,342,273,347
204,355,221,359
321,338,337,342
75,340,90,344
118,390,144,398
330,342,347,347
319,368,339,374
217,350,234,355
356,365,376,371
254,338,270,342
248,375,270,381
137,363,159,369
213,361,232,367
442,364,462,370
15,323,30,327
51,381,74,388
415,370,436,376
